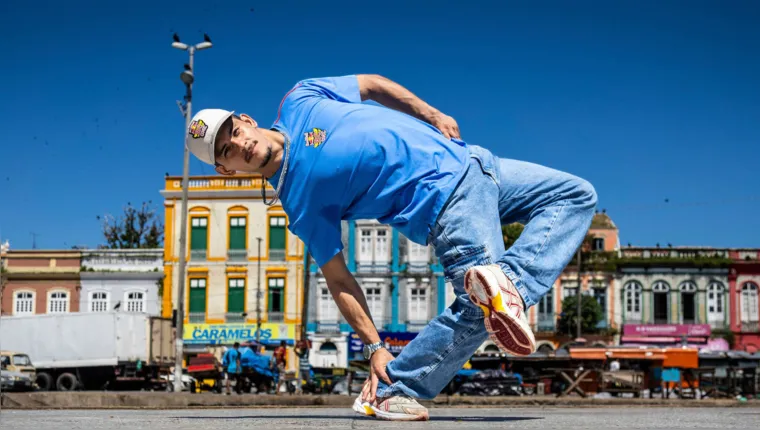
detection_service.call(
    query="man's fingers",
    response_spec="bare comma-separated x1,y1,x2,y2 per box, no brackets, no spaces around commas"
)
376,365,392,385
361,378,370,401
369,372,379,404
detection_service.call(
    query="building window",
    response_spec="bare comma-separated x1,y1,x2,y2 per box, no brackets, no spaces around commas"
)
319,287,339,322
268,277,285,321
624,282,642,322
652,281,670,324
48,291,69,314
592,281,607,326
592,238,605,251
707,281,725,327
13,291,34,315
228,216,247,260
680,281,697,324
227,278,246,321
408,285,428,322
561,280,578,298
356,227,390,267
537,288,554,331
317,342,339,368
365,284,384,325
189,278,207,322
407,240,429,266
269,216,286,261
90,291,109,312
741,282,759,323
190,217,208,259
125,291,145,313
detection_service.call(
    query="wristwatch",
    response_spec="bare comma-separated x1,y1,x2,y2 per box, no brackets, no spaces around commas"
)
363,341,385,360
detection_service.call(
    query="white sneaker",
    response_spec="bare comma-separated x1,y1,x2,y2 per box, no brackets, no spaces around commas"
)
352,394,375,417
465,264,536,356
371,395,429,421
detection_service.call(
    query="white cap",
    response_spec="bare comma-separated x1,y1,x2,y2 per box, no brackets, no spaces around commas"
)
185,108,235,165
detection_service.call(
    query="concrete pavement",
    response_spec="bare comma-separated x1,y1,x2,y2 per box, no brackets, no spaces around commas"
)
1,406,759,429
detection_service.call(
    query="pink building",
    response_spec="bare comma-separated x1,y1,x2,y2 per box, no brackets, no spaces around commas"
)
729,249,760,352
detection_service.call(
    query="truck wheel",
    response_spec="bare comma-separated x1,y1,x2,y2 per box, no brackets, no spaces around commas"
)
56,373,79,391
36,372,53,391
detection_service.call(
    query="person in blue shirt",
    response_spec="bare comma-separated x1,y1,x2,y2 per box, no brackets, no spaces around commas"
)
186,74,596,420
221,342,242,395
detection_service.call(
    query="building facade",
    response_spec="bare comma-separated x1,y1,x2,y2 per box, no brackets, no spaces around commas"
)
729,249,760,352
79,249,164,316
306,220,445,369
1,250,81,316
161,174,305,369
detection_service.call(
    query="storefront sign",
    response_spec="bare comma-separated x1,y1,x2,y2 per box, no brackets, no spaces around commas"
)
622,324,710,337
184,323,296,345
348,332,419,355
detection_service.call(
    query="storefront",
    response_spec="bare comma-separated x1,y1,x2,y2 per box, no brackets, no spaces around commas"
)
183,322,297,370
620,324,711,348
348,332,420,361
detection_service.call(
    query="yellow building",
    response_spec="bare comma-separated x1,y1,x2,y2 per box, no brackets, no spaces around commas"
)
161,174,304,369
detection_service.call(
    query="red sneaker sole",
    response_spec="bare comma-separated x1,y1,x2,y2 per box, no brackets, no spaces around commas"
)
465,267,535,356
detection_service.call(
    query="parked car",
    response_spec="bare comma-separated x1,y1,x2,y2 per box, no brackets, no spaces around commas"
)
1,369,35,392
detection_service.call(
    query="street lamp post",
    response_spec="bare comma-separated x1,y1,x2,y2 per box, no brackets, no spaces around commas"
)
256,237,262,344
171,33,212,393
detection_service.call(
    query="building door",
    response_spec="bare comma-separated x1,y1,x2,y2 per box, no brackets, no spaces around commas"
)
682,293,696,324
652,281,670,324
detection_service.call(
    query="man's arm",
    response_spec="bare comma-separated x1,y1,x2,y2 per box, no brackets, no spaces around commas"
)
320,253,381,346
357,74,461,139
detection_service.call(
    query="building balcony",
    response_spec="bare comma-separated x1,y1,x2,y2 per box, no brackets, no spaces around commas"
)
227,249,248,262
709,320,728,330
535,317,556,333
406,320,429,332
316,321,342,333
269,249,286,262
225,312,246,323
190,250,207,261
188,312,205,323
741,322,760,333
405,263,431,274
268,312,284,323
356,262,391,273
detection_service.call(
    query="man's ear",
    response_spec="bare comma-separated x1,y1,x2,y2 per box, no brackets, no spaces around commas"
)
215,164,236,176
240,113,258,128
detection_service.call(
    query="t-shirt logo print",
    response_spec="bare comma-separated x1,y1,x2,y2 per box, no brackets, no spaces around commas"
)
188,120,208,139
304,128,327,148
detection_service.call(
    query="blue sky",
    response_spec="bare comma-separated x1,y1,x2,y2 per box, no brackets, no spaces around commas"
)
1,0,758,250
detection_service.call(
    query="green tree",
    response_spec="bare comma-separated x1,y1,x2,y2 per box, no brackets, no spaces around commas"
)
502,222,525,250
558,294,603,336
97,201,164,249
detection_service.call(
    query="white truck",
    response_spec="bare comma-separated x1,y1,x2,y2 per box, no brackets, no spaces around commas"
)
0,312,174,391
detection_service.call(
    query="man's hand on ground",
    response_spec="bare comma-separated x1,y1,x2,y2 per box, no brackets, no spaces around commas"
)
362,348,395,404
429,111,461,139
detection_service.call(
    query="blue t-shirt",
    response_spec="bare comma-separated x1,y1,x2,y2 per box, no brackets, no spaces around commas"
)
267,75,470,267
222,348,241,373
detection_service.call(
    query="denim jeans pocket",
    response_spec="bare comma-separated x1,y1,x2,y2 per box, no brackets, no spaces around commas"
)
467,145,499,185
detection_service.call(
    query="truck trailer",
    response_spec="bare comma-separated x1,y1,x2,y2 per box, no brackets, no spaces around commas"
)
0,312,174,391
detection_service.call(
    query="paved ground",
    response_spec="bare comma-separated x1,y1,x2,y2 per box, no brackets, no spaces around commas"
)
1,407,759,429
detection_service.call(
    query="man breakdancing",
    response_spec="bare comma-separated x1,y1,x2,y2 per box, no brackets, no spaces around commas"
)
186,74,597,421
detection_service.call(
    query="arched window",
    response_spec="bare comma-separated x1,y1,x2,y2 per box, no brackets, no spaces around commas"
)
90,291,109,312
125,291,145,313
741,282,759,323
652,281,670,323
707,281,726,326
680,281,697,324
624,281,642,321
318,342,339,368
48,290,69,314
13,291,34,315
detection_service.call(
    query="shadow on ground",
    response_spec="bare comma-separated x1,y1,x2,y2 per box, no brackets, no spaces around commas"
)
174,415,542,422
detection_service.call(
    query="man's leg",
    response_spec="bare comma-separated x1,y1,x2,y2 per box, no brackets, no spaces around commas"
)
463,145,597,355
375,152,505,401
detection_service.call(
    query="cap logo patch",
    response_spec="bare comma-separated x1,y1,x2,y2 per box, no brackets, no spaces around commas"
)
189,120,208,139
304,128,327,148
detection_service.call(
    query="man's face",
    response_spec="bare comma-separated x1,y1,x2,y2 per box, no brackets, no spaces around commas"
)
213,114,273,175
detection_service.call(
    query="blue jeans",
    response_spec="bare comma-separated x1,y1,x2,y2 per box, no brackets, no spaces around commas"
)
376,144,597,400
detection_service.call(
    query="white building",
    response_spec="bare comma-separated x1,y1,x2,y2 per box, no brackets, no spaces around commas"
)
79,249,164,316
